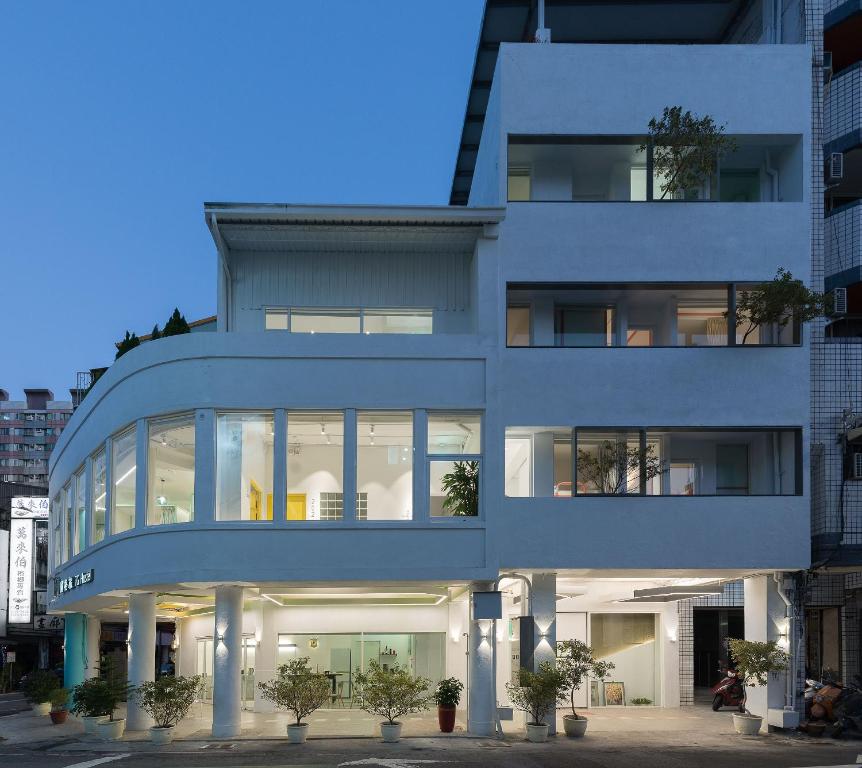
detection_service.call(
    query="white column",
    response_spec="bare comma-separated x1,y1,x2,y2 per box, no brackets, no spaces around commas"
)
85,616,101,679
212,585,243,738
253,598,278,713
467,582,495,736
744,575,787,729
531,573,557,734
127,592,156,730
660,603,680,708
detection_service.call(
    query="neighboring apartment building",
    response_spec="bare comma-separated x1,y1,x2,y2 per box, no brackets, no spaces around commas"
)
0,389,73,489
806,0,862,681
48,0,817,737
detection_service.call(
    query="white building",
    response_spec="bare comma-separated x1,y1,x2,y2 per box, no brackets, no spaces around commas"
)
48,0,818,737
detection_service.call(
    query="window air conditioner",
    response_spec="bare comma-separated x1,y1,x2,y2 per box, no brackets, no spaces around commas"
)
828,152,844,182
854,452,862,480
829,287,848,316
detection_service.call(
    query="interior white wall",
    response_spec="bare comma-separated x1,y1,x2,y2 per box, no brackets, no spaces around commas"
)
357,445,413,520
287,444,343,519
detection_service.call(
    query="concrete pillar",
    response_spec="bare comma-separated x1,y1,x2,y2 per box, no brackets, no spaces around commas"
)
660,603,681,708
467,582,495,736
253,598,278,713
744,575,788,728
533,432,555,497
212,585,243,738
531,573,557,733
127,592,156,730
63,613,87,692
85,616,101,678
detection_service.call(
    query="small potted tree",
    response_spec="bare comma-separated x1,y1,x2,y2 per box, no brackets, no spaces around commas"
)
23,669,60,716
505,661,568,743
432,677,463,733
727,638,788,736
91,663,135,741
49,688,70,724
353,661,431,743
134,675,201,744
71,677,111,734
556,640,614,737
257,658,330,744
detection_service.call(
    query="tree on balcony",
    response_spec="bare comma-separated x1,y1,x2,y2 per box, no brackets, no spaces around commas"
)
728,268,829,344
576,441,662,495
642,106,736,200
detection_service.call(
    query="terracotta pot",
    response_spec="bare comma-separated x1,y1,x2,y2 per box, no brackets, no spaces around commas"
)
732,713,763,735
50,709,68,725
287,723,308,744
438,706,456,733
526,723,549,743
563,715,588,737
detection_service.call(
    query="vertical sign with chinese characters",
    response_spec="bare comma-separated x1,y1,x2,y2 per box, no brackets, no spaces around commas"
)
8,518,33,624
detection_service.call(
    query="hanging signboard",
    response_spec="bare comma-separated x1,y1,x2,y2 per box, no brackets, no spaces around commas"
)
8,518,33,624
11,497,50,519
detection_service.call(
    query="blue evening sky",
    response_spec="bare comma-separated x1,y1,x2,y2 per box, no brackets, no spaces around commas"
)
1,1,484,400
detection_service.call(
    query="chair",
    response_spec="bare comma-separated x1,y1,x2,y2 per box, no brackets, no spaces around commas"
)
333,680,347,707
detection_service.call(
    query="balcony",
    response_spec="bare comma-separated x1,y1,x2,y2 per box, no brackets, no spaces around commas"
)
825,64,862,151
826,200,862,289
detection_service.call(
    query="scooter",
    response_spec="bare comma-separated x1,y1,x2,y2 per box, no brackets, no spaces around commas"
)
711,665,745,712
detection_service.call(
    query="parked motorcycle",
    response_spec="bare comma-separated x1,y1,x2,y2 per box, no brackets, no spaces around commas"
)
711,665,745,712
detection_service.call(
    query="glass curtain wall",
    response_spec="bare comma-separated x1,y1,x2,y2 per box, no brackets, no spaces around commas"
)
52,493,61,567
287,412,344,521
148,414,195,525
111,426,136,534
92,448,106,543
357,412,413,520
216,412,274,521
504,427,572,497
63,483,72,561
73,466,86,554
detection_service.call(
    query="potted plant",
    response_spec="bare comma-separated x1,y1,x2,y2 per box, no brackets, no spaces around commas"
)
23,669,60,715
440,461,479,516
257,658,330,744
71,677,111,734
90,662,135,741
727,638,789,736
505,661,568,743
555,640,614,737
432,677,463,733
49,688,70,724
353,661,431,743
133,675,200,744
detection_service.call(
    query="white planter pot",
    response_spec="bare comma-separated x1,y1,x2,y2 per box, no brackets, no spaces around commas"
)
97,718,126,741
33,702,51,716
149,725,175,745
287,723,309,744
380,722,403,742
82,715,107,735
733,713,763,736
526,723,550,743
562,716,588,737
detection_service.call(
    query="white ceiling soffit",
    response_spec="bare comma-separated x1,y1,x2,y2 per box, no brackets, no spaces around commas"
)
622,584,725,603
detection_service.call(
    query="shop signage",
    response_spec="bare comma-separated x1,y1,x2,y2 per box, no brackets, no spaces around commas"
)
10,497,49,519
32,614,65,633
57,569,94,595
8,518,33,624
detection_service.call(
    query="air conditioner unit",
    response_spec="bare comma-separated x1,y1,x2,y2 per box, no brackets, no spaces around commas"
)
853,452,862,480
829,287,848,316
828,152,844,182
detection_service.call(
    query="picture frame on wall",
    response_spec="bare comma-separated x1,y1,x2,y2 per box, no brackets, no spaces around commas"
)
590,679,601,707
603,681,626,706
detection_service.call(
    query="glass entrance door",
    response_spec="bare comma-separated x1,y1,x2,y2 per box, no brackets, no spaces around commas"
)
196,638,214,702
241,636,256,710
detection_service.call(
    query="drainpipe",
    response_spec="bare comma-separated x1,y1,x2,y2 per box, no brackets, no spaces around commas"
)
535,0,551,42
491,573,533,738
765,150,779,202
773,572,794,710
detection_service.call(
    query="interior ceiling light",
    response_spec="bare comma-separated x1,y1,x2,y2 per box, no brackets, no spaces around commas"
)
622,585,724,603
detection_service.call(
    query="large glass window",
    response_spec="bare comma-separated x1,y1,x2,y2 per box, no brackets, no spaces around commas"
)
265,308,433,335
507,306,531,346
286,412,344,521
51,493,61,567
111,426,136,534
63,483,72,562
291,309,360,334
363,310,432,335
357,412,413,520
676,304,729,346
576,431,645,495
428,413,482,518
504,427,571,498
148,414,195,525
216,412,274,521
555,306,614,347
92,448,106,544
73,466,86,554
590,614,657,705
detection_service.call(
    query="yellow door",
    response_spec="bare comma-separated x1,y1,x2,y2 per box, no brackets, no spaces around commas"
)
286,493,306,521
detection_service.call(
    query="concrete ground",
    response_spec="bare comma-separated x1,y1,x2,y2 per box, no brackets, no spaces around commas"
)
4,703,862,767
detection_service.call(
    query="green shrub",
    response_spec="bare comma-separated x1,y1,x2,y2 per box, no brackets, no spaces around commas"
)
23,670,60,704
630,697,653,706
50,688,70,711
505,662,568,726
133,675,200,729
257,658,330,726
353,662,431,725
432,677,464,708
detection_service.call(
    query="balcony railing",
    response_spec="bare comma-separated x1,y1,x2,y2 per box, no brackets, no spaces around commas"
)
825,200,862,287
825,64,862,148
